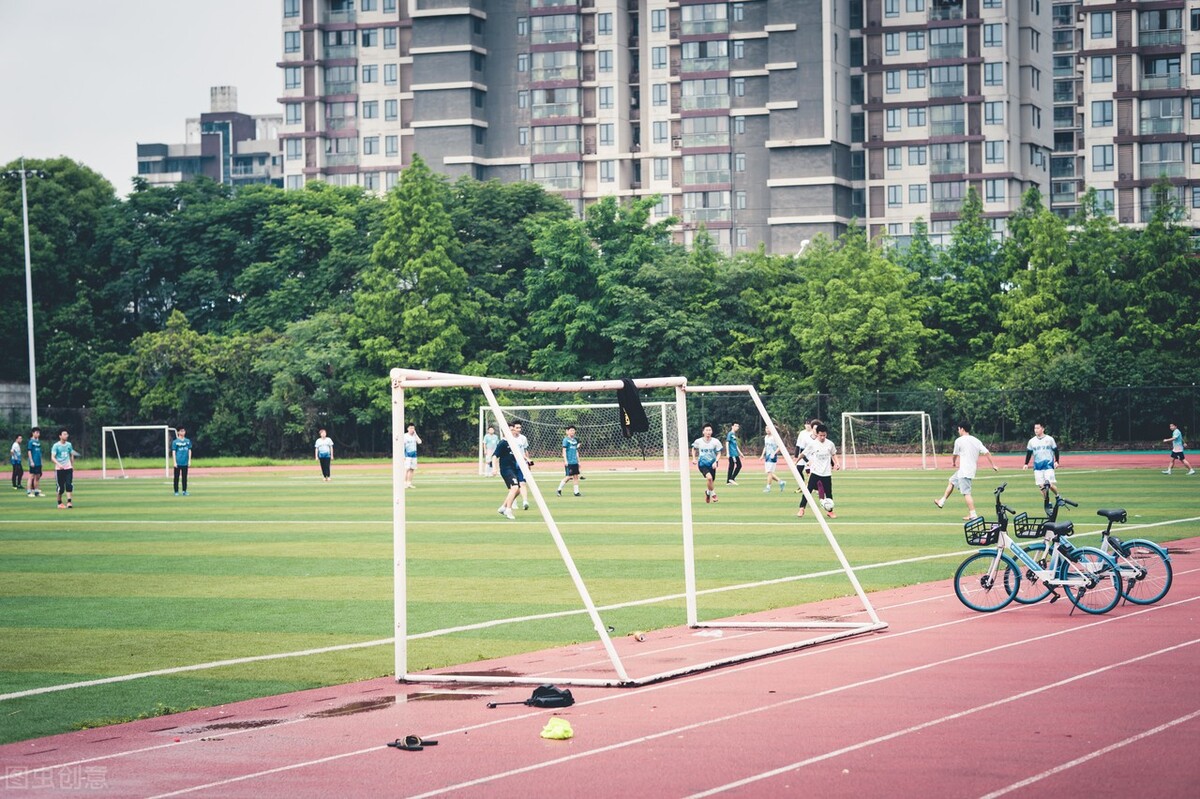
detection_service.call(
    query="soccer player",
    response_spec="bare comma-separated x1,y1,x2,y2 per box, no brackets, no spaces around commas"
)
314,428,334,481
1023,423,1059,505
935,422,1000,520
794,418,817,491
51,428,77,509
25,427,43,497
403,424,422,488
797,423,839,518
10,434,23,490
725,422,743,485
1161,423,1195,475
171,427,193,496
691,424,723,504
483,425,500,477
557,425,581,497
492,437,524,519
511,421,532,510
761,426,786,493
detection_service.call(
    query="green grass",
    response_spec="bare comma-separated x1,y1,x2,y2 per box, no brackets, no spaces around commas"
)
1,465,1196,743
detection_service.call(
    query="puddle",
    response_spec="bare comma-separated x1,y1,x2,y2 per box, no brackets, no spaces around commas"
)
307,699,394,718
409,692,489,702
183,719,284,733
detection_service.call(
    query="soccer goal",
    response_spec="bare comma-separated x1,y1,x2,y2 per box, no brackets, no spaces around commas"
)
477,401,680,473
101,425,175,479
841,411,937,470
393,368,887,688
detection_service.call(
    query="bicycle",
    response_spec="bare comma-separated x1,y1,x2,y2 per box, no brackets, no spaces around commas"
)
1013,500,1172,606
952,484,1122,614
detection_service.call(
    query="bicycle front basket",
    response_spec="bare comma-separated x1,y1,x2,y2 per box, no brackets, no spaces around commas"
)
964,517,999,547
1013,512,1049,539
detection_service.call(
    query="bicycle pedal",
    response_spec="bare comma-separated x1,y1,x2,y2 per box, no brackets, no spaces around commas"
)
1048,591,1060,604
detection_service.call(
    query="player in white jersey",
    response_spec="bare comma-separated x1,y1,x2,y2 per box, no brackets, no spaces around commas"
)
1022,423,1060,506
511,422,532,510
691,424,723,504
797,423,839,518
935,422,1000,520
761,426,786,493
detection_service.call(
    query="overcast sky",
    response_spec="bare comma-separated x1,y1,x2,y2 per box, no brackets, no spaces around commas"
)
0,1,279,195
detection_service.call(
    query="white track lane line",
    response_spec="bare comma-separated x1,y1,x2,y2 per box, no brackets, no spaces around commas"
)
135,595,1199,799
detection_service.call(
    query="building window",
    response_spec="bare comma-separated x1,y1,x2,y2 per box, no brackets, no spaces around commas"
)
285,103,301,124
284,0,300,17
651,47,666,70
385,135,398,156
363,136,379,155
735,191,747,209
284,67,302,89
1092,56,1113,83
906,31,925,51
599,50,615,72
653,158,669,180
383,0,396,9
653,121,668,143
886,70,900,93
598,86,614,110
384,27,397,48
983,0,1000,6
1192,97,1200,119
361,29,377,47
1091,12,1113,39
600,160,615,182
984,24,1002,47
384,64,397,85
473,88,484,108
1093,144,1114,171
888,185,903,207
284,31,300,53
362,65,378,83
597,12,613,36
909,183,927,203
286,175,303,190
885,0,899,17
984,62,1003,86
908,145,926,165
985,179,1004,203
599,123,615,145
385,99,397,121
518,127,528,146
1193,187,1200,208
733,78,745,96
887,147,901,169
1094,189,1113,214
286,139,302,160
986,140,1004,164
733,3,744,21
985,101,1004,125
887,108,901,130
735,152,746,171
733,40,744,60
908,69,926,89
361,0,377,10
1193,142,1200,164
736,228,748,247
362,100,378,119
1092,100,1113,127
651,9,666,32
907,107,926,127
517,53,529,72
885,33,899,55
733,116,745,134
652,83,668,106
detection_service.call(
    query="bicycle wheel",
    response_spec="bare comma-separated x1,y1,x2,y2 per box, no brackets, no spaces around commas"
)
1114,540,1173,605
1009,542,1054,605
1060,547,1121,615
955,551,1019,612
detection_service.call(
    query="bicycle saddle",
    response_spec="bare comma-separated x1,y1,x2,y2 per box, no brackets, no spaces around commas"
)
1096,509,1127,523
1044,521,1074,537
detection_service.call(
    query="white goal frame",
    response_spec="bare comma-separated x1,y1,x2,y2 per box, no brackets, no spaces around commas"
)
841,411,938,470
392,368,887,688
101,425,175,479
477,401,677,473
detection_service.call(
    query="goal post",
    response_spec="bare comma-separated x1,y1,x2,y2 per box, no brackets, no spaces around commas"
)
841,411,937,470
100,425,176,479
392,368,887,688
477,401,678,474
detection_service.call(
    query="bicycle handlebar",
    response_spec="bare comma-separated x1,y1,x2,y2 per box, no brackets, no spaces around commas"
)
994,483,1008,495
1060,497,1079,508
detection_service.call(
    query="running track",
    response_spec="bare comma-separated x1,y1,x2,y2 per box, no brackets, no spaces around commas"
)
2,538,1197,798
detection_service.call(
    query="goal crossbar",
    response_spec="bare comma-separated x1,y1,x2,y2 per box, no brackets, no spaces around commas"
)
391,369,886,687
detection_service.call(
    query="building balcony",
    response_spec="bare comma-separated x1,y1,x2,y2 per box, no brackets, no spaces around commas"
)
1050,160,1076,178
531,66,580,82
930,120,965,136
681,94,731,111
681,132,730,147
324,45,356,60
683,169,731,185
531,140,582,155
931,197,965,213
929,3,963,22
531,30,580,45
532,103,581,119
1053,86,1076,103
930,82,964,98
324,81,357,95
530,0,573,7
1141,73,1183,90
323,7,355,23
683,207,731,223
681,20,729,35
1139,118,1183,134
1052,8,1074,26
681,57,729,73
535,176,582,190
929,44,963,60
930,158,965,175
325,116,356,131
324,153,358,167
1138,161,1185,178
1138,29,1183,47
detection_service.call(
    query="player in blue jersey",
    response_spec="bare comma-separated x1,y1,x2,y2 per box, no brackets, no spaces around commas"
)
761,426,786,493
691,424,723,504
10,434,23,490
1162,423,1195,475
25,427,44,497
483,425,500,477
557,425,582,497
51,428,77,509
725,423,743,486
171,427,193,495
1022,423,1059,505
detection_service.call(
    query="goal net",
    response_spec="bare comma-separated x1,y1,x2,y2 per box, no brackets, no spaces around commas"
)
392,368,886,688
101,425,175,479
841,411,937,469
477,401,679,473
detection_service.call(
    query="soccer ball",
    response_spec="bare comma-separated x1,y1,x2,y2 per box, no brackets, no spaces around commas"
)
820,498,835,513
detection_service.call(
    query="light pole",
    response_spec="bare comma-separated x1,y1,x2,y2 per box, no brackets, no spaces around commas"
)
3,158,45,427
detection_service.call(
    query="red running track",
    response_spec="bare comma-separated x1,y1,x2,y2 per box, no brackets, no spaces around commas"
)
2,538,1197,798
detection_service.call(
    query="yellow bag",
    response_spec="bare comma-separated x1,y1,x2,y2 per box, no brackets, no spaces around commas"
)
540,717,573,740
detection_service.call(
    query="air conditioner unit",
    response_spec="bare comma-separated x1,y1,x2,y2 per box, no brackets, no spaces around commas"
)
1119,172,1132,180
671,137,683,148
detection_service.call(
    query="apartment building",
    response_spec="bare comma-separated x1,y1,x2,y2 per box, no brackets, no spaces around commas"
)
280,1,1061,252
1050,1,1200,227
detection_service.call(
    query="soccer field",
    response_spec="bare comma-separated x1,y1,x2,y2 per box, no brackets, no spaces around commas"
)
1,464,1196,744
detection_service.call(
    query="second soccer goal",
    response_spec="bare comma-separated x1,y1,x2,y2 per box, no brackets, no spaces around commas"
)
841,411,937,470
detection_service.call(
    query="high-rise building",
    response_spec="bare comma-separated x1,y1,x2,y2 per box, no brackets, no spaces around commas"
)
137,87,283,189
280,1,1065,253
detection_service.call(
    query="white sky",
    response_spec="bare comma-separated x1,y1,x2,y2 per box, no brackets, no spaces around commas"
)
0,1,279,195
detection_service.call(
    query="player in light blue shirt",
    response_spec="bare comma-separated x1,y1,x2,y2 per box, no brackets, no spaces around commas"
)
1162,423,1195,475
10,434,23,490
557,425,582,497
50,428,77,509
483,426,500,477
691,424,723,504
1022,423,1059,506
725,423,743,486
26,427,44,497
761,426,786,493
171,427,193,495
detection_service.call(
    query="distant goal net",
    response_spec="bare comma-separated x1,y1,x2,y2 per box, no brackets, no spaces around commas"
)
101,425,175,479
477,401,679,473
841,411,937,469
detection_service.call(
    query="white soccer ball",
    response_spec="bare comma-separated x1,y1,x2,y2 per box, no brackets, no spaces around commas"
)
820,498,835,512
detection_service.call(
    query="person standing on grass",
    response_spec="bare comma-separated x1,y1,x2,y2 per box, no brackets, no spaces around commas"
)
935,422,999,520
10,434,23,490
51,428,76,509
762,426,786,493
511,422,532,510
725,422,743,486
314,428,334,482
795,419,815,463
691,424,723,504
797,423,839,518
171,427,193,496
483,425,500,477
26,427,43,497
492,437,525,519
1162,423,1195,475
1023,423,1060,506
403,424,422,488
557,425,582,497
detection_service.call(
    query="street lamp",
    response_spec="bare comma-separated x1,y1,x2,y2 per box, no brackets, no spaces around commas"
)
2,158,46,427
